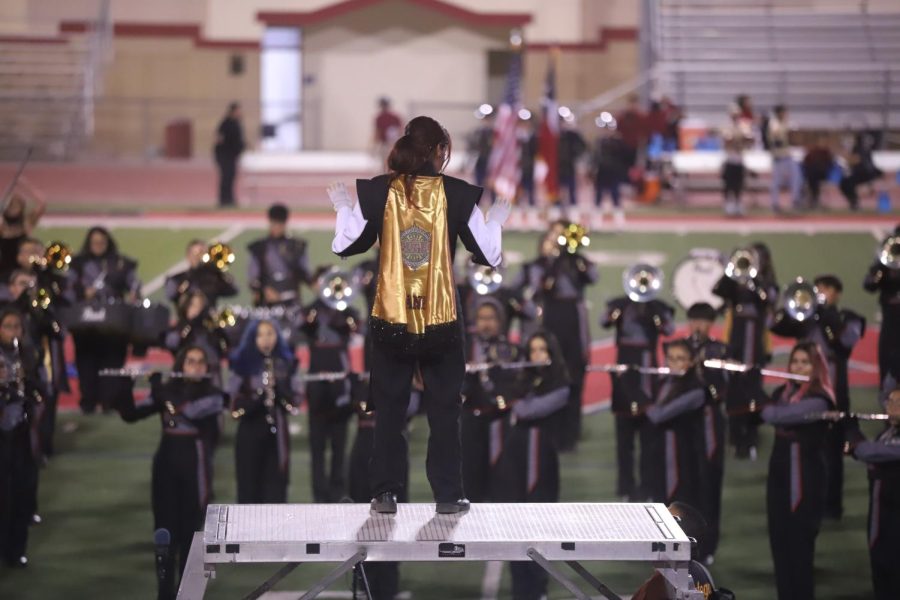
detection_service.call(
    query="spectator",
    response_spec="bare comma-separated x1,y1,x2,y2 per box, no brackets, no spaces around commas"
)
616,94,648,169
558,120,587,211
214,102,245,208
839,129,883,210
373,97,402,169
767,105,801,212
801,135,835,209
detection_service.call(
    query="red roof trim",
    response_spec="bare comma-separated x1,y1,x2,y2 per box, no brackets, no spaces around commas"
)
258,0,531,28
59,21,259,50
0,35,68,45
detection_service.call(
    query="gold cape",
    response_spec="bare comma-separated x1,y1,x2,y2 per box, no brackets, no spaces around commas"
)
370,175,458,352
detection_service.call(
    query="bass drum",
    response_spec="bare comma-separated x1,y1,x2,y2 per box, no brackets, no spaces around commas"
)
671,248,726,311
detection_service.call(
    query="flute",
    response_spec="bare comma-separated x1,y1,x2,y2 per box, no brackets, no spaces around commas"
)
98,368,212,380
586,364,685,376
299,360,552,383
809,411,891,422
701,359,810,382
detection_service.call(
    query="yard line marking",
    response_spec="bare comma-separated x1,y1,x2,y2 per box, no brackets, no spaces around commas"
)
141,223,245,296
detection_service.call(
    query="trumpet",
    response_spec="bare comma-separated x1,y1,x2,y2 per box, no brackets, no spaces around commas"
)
98,368,212,380
782,277,821,322
42,241,72,272
623,263,663,303
556,222,590,255
725,247,759,284
878,234,900,270
202,242,235,272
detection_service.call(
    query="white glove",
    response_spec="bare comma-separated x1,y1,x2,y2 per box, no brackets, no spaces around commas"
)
327,182,354,212
486,197,512,226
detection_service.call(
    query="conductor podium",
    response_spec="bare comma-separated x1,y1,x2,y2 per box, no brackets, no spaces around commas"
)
178,502,706,599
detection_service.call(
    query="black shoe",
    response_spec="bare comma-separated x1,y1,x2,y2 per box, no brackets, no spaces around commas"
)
436,499,470,514
370,492,397,514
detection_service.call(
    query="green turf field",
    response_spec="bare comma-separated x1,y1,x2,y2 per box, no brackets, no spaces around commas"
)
35,225,883,323
0,389,884,599
8,224,883,598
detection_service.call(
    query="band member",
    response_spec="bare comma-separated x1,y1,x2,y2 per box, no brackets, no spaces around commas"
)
761,342,834,600
300,269,360,503
329,115,508,514
0,307,46,567
846,383,900,600
228,320,299,503
771,274,865,518
0,178,45,282
491,331,569,600
460,298,521,502
507,224,566,342
164,240,238,307
115,346,224,600
248,204,310,308
68,227,140,414
4,268,67,458
601,286,675,500
683,302,728,562
163,290,229,383
864,237,900,385
713,243,778,459
457,258,534,338
534,224,597,451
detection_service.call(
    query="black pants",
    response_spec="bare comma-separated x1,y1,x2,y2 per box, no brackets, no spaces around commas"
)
235,412,289,503
558,368,584,452
73,332,129,413
307,408,350,503
217,156,238,207
614,414,656,500
726,371,762,458
722,162,745,200
823,422,845,518
460,411,498,503
698,405,726,558
869,476,900,600
369,337,465,503
0,424,36,565
152,437,210,600
767,440,824,600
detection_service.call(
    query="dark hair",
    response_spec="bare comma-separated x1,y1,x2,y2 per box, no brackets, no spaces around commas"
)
813,274,843,293
774,104,786,115
186,239,205,251
686,302,717,321
80,227,117,257
524,330,570,393
173,344,209,372
228,319,293,377
387,116,451,200
8,268,32,285
177,289,209,320
750,241,777,287
267,203,289,223
664,338,693,357
788,341,834,402
227,102,240,114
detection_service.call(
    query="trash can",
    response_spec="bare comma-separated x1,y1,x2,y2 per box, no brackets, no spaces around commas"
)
164,119,192,158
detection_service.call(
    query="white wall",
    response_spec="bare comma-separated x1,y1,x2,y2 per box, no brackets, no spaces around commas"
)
302,0,506,150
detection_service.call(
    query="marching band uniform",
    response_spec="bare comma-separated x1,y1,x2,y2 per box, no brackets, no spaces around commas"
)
683,303,729,561
68,229,141,414
300,294,360,503
330,134,505,513
163,301,229,382
847,407,900,600
762,375,833,600
537,249,597,451
247,235,310,308
601,296,675,500
164,262,238,307
491,332,569,600
646,366,705,509
456,275,535,338
116,349,224,600
863,257,900,384
713,273,776,458
228,321,299,504
771,287,865,518
460,298,521,502
0,314,46,568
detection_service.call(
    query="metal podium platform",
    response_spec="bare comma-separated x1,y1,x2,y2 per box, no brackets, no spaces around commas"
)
178,503,706,600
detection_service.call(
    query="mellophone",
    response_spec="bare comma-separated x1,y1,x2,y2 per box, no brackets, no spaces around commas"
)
587,358,811,382
62,300,170,346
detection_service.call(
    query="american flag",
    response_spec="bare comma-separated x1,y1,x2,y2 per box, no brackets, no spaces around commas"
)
539,49,560,201
486,48,522,200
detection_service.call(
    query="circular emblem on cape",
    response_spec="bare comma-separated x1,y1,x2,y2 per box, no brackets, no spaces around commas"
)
400,224,431,270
